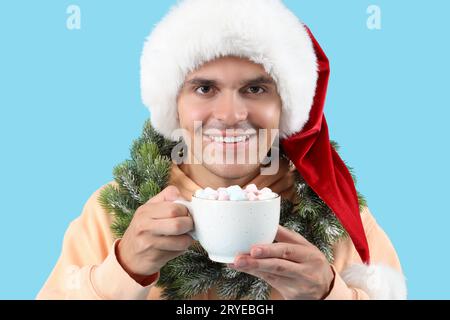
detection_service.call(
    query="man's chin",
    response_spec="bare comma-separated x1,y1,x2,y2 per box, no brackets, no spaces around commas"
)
203,163,260,180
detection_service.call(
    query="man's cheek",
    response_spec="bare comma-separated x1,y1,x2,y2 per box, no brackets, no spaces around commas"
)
187,107,210,124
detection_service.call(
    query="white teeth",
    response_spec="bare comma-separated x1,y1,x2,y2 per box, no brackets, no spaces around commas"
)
208,135,250,143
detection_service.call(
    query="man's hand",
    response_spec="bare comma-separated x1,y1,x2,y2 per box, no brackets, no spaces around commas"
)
229,225,335,300
116,186,194,282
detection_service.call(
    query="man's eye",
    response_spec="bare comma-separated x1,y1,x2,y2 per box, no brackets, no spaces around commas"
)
246,86,265,94
195,86,214,95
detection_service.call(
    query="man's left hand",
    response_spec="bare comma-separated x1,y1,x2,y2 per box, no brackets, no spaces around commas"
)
229,225,335,300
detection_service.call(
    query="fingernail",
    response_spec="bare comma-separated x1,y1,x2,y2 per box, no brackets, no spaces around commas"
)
252,247,263,257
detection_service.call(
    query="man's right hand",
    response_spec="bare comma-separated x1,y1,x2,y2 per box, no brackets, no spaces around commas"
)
116,186,194,282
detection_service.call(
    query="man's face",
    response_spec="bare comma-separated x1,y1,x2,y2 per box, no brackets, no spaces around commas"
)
177,56,281,180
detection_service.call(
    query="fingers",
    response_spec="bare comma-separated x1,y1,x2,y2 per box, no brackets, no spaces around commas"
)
153,234,194,251
141,201,189,219
231,256,300,278
147,185,181,204
228,258,293,291
139,186,189,219
249,243,309,263
150,216,194,236
229,267,282,287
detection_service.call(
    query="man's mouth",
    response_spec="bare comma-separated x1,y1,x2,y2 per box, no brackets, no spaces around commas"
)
200,132,261,164
205,134,253,144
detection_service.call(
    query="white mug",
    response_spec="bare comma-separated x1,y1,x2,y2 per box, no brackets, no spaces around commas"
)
174,195,280,263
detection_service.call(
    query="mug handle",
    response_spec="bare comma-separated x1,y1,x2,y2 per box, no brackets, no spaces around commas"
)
173,199,198,241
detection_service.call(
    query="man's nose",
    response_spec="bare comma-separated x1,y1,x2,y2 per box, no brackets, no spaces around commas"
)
212,92,248,126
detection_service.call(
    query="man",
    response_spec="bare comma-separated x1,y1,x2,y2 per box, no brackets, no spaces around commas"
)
37,0,406,299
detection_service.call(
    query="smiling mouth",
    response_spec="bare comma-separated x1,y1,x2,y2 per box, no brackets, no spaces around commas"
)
204,134,255,144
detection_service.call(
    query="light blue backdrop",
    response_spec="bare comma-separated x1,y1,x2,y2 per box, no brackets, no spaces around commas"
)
0,1,448,299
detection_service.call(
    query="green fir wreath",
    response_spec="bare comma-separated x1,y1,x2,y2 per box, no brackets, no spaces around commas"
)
98,119,367,300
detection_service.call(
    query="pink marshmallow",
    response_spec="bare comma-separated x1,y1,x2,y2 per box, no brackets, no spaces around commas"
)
217,190,230,200
246,192,258,201
245,184,258,193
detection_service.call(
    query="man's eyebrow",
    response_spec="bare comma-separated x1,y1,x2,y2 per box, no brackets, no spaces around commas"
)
183,75,276,87
184,78,218,87
240,76,276,86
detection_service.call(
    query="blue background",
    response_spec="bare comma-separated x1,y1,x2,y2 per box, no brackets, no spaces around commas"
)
0,0,448,299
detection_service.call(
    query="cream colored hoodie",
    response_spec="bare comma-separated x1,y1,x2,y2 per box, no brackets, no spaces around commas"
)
37,162,406,300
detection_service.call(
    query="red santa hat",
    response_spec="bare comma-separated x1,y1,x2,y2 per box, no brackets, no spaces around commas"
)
140,0,370,264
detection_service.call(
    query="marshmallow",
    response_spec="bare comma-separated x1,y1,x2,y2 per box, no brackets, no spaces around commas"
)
257,192,277,200
260,187,272,194
246,192,258,201
245,184,258,193
204,187,218,195
194,185,277,201
217,190,230,200
194,189,205,197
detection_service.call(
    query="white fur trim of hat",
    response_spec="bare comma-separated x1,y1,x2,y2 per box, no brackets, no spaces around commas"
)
140,0,318,141
341,263,407,299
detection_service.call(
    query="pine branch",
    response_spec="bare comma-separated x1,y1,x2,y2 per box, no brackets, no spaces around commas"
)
295,189,323,220
146,156,172,190
110,214,133,238
357,190,368,210
98,184,137,217
161,274,216,300
330,139,340,152
248,278,271,300
138,179,161,204
141,119,178,157
159,253,222,299
216,272,257,300
113,160,141,202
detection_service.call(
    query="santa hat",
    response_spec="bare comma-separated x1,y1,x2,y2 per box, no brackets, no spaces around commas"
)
140,0,370,264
